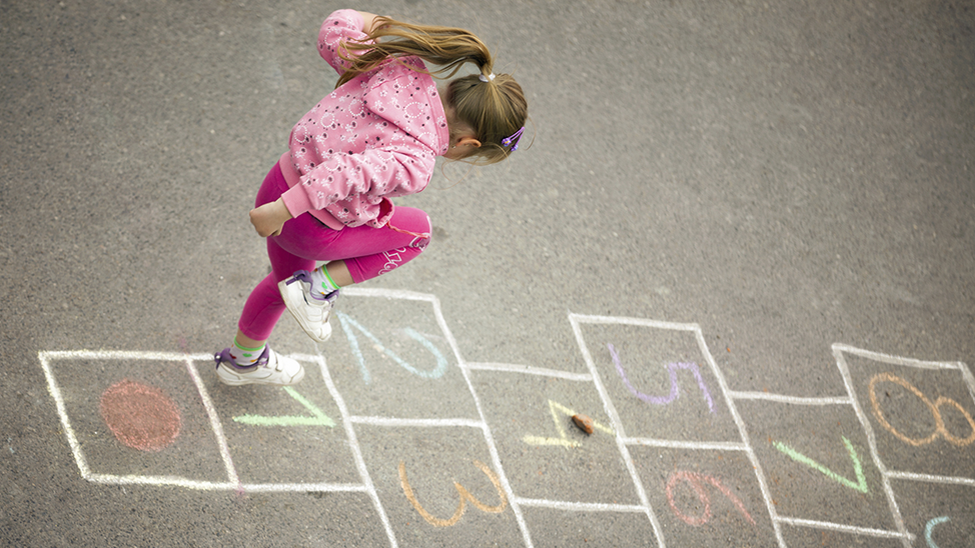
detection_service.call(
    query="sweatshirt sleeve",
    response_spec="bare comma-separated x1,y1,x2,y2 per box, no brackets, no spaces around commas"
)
318,9,369,76
280,143,435,220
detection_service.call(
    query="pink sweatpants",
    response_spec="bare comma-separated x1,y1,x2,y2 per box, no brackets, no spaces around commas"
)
237,162,431,341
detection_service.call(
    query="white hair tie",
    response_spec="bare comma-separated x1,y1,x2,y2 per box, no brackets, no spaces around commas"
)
478,73,496,83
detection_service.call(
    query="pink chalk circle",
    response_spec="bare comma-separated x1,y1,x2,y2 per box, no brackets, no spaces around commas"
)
100,379,181,452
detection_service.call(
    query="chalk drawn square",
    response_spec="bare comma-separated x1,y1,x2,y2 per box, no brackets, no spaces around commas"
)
889,478,975,547
39,351,230,488
352,424,524,547
322,289,480,421
630,445,777,547
470,369,640,505
520,506,659,547
570,315,741,444
203,355,361,487
834,345,975,482
734,398,899,533
777,523,906,547
231,491,391,547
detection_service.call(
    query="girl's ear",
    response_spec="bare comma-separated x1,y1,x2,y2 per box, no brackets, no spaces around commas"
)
456,136,481,149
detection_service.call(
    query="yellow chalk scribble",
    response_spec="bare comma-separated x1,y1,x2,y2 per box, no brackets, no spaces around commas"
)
522,399,614,449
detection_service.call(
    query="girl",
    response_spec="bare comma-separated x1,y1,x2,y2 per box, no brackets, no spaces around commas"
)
214,9,528,386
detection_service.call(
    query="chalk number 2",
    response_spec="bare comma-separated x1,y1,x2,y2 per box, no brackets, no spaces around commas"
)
337,312,448,384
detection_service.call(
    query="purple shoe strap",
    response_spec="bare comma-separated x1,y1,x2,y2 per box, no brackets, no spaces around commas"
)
253,346,271,367
285,270,341,303
285,270,313,285
214,347,268,371
309,288,340,302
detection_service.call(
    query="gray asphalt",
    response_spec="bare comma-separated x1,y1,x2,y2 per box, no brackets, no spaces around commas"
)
2,0,973,547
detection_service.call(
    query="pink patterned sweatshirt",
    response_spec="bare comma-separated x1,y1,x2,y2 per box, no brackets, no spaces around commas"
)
278,9,450,230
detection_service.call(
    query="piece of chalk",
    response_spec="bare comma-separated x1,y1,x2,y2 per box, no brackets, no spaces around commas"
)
572,414,594,435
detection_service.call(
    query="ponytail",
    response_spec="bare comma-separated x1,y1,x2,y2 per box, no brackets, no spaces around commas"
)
338,17,528,165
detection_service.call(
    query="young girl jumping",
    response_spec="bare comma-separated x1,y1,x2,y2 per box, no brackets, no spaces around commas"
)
214,9,528,386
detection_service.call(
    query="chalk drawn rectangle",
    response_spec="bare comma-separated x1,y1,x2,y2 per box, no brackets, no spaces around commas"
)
352,423,524,547
323,288,480,421
38,351,230,489
569,315,741,444
834,344,975,482
470,369,641,506
888,477,974,547
734,398,900,533
629,445,779,547
203,356,361,486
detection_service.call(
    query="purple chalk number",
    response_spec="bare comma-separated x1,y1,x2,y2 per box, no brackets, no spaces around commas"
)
608,343,716,414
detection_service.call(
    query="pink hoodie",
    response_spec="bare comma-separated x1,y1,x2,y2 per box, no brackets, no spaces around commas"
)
278,9,450,231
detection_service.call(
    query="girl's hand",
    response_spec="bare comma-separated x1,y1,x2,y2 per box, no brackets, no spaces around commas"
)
249,198,293,238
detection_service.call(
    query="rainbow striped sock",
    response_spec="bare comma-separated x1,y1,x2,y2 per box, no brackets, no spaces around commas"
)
228,338,265,367
309,265,341,300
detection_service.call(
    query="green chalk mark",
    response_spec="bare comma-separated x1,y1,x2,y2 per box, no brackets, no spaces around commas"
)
233,386,335,427
772,436,868,494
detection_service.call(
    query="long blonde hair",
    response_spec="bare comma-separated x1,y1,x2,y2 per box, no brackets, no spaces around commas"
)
336,17,528,164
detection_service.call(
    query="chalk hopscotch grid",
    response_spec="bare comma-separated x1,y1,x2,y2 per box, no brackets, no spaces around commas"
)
565,314,974,548
36,288,531,548
568,313,780,548
37,350,368,495
37,290,974,548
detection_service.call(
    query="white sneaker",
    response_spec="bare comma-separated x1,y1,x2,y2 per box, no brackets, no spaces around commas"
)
278,271,338,343
214,347,305,386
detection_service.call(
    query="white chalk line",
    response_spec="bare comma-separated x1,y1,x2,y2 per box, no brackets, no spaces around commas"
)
832,343,964,371
834,345,912,548
623,438,748,452
184,356,240,488
85,474,233,490
568,312,699,332
569,315,663,545
885,471,975,487
38,352,92,481
349,416,485,429
513,497,646,514
235,482,368,493
453,353,535,546
960,362,975,409
310,351,399,548
85,473,369,494
776,516,914,542
464,362,593,382
692,324,788,548
727,391,852,406
39,349,212,362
